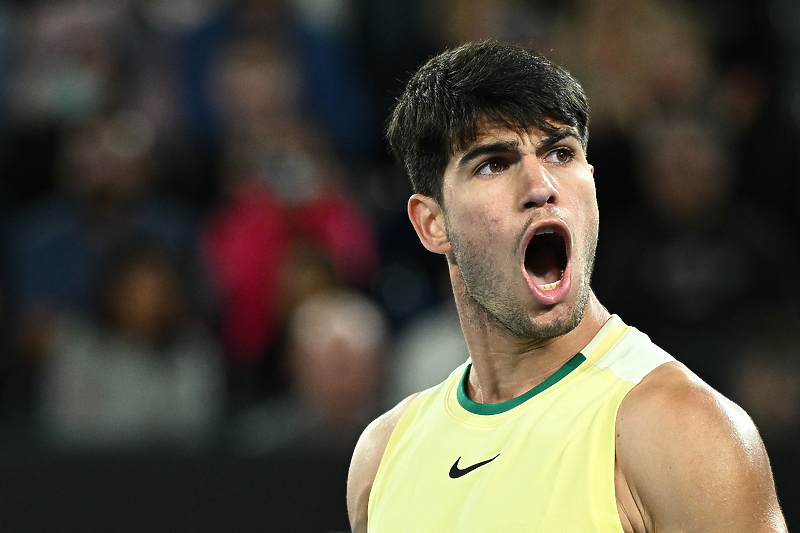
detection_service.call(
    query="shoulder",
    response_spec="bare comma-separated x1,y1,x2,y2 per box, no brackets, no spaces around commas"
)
347,392,421,533
616,361,787,532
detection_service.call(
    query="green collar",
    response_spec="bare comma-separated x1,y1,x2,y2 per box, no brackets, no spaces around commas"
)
456,353,587,415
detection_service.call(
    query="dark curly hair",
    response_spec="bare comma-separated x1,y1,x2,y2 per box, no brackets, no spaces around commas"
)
386,40,590,204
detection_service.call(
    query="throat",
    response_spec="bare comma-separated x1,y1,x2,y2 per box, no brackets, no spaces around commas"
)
526,233,567,287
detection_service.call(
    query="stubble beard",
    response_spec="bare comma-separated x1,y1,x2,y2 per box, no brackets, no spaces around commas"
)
448,221,598,341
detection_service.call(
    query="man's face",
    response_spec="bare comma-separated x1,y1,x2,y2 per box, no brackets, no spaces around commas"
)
441,124,598,340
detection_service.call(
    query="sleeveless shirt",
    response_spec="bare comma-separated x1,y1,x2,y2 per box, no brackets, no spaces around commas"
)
367,315,674,532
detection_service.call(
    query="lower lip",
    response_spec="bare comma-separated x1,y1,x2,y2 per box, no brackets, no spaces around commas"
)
525,262,572,305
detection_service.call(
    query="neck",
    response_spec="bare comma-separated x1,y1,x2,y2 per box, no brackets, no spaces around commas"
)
451,270,610,404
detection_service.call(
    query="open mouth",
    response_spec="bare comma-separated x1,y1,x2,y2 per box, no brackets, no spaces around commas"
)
525,226,568,291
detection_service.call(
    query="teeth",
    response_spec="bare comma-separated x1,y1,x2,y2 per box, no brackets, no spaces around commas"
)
537,279,562,291
535,227,556,236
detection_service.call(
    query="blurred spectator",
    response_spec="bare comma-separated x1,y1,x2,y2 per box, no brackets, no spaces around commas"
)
190,0,376,167
709,13,800,228
6,1,129,128
550,0,716,217
201,35,379,407
227,288,388,458
3,0,132,202
283,0,376,162
592,115,800,388
122,0,231,210
384,266,468,406
552,0,714,135
206,34,304,143
5,108,198,371
38,239,224,450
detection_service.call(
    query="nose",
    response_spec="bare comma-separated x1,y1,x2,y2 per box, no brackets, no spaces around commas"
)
518,156,558,210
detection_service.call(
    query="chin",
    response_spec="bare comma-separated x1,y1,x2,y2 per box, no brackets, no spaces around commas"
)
529,306,583,340
525,285,591,340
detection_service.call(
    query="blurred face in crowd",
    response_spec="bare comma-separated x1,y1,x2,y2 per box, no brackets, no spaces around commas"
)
58,112,155,204
107,253,183,343
639,119,731,226
289,292,386,428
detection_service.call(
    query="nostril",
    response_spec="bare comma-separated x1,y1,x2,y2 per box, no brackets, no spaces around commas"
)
523,195,556,209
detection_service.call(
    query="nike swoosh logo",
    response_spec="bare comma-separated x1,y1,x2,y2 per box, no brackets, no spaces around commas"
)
448,453,500,479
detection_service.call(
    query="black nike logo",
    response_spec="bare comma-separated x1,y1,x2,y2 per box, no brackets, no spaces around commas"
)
448,453,500,479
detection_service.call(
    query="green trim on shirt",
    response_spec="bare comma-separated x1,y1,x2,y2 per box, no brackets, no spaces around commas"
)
457,353,588,415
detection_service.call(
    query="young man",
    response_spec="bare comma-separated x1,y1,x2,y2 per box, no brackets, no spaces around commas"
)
347,41,787,532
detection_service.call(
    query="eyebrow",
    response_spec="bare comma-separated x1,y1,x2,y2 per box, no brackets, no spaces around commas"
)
454,127,583,170
537,127,582,151
455,139,521,170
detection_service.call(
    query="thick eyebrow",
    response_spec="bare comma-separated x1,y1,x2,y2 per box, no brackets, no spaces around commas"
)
455,127,584,170
535,127,583,152
455,139,521,170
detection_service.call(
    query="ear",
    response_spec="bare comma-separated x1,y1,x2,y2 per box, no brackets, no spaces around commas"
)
408,194,452,255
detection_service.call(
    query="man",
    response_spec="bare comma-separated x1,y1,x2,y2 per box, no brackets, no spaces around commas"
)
347,41,787,532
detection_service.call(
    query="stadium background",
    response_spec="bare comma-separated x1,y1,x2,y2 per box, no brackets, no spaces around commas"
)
0,0,798,530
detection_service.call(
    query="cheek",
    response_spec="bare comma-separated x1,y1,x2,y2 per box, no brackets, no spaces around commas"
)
449,207,505,248
445,183,511,234
576,185,600,244
580,189,600,224
561,179,599,240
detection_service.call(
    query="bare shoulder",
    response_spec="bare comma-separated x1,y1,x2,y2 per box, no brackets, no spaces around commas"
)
347,392,421,533
616,361,787,533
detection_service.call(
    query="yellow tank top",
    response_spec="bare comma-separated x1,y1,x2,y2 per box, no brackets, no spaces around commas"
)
368,315,674,532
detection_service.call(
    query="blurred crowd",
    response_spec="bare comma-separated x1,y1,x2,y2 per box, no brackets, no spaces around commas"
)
0,0,799,525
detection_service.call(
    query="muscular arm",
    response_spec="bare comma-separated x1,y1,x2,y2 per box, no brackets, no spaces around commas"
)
616,362,787,533
347,393,420,533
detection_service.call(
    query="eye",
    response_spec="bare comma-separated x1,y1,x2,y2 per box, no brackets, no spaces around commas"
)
544,147,574,164
476,158,508,176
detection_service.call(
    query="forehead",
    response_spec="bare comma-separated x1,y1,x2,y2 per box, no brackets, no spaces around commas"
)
465,125,539,147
